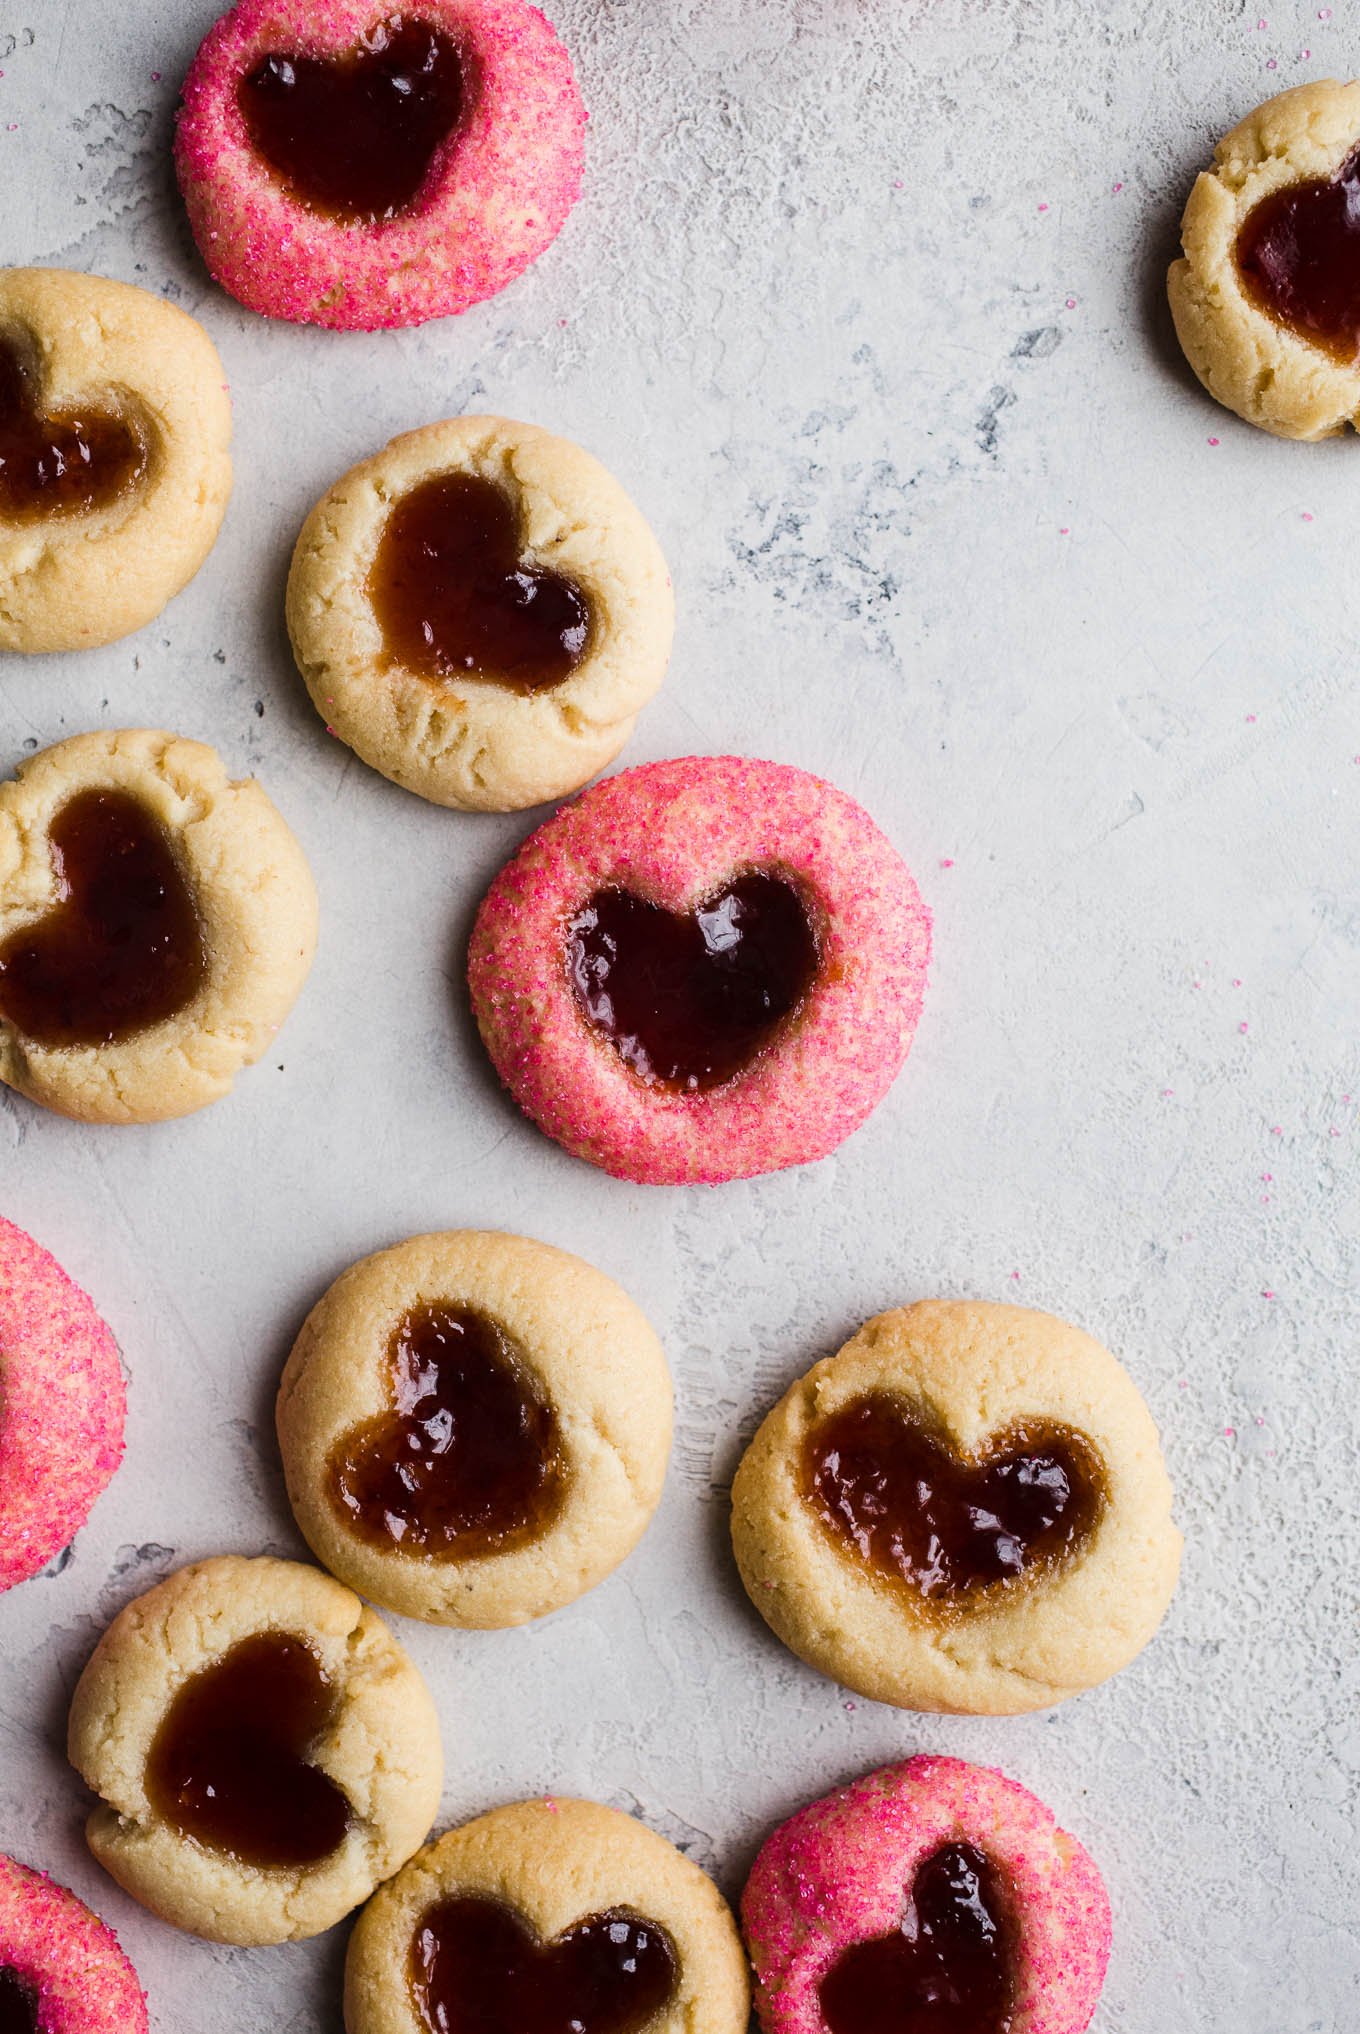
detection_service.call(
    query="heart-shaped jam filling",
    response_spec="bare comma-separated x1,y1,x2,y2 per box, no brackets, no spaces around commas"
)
0,335,148,522
238,17,466,224
329,1302,568,1557
1236,145,1360,362
145,1631,350,1869
411,1895,679,2034
370,471,592,692
803,1396,1105,1602
567,873,819,1092
819,1843,1015,2034
0,1970,38,2034
0,788,208,1050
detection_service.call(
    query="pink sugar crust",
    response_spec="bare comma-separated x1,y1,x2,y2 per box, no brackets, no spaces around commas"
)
175,0,586,330
0,1854,147,2034
0,1219,125,1592
467,757,931,1186
741,1756,1111,2034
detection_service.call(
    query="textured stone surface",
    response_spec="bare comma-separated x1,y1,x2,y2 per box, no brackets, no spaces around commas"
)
1,0,1358,2028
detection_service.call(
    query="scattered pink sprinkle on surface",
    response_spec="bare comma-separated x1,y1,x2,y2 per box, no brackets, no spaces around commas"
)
1208,435,1220,446
1058,526,1070,535
1239,1021,1250,1034
1301,511,1314,521
1178,1379,1188,1389
1271,1125,1283,1135
1255,1415,1266,1427
1319,6,1332,16
1329,1125,1342,1137
1224,1426,1236,1439
543,1797,558,1812
1262,1289,1276,1300
1267,57,1278,68
151,69,162,80
1038,202,1049,212
893,179,903,190
1009,1270,1021,1281
1245,715,1257,724
1161,1087,1175,1098
1262,1172,1273,1183
939,857,954,868
1065,296,1077,309
1232,978,1243,987
1299,47,1311,58
1112,180,1124,193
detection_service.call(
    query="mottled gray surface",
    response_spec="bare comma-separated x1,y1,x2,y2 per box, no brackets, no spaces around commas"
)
1,0,1358,2026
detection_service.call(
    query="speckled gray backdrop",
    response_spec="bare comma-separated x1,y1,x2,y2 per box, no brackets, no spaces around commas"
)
1,0,1358,2027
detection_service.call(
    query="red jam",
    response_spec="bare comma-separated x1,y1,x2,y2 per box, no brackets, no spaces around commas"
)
0,788,207,1049
567,873,819,1092
411,1896,678,2034
145,1632,351,1869
0,335,147,522
369,471,591,691
238,17,466,223
804,1396,1105,1601
1236,147,1360,362
329,1302,568,1558
819,1844,1016,2034
0,1970,38,2034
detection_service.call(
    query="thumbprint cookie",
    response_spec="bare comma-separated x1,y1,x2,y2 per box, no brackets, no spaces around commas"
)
742,1756,1110,2034
67,1554,443,1946
1169,81,1360,437
176,0,587,330
345,1797,750,2034
0,1853,148,2034
731,1300,1181,1714
0,729,318,1124
468,757,931,1185
0,268,231,652
278,1229,672,1626
287,419,673,810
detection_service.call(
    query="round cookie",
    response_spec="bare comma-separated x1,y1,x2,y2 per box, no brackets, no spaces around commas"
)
286,419,673,811
0,1852,148,2034
742,1756,1110,2034
0,268,231,652
176,0,586,331
0,729,318,1125
345,1797,750,2034
0,1217,125,1592
67,1553,443,1946
1168,81,1360,438
278,1229,673,1627
468,757,932,1185
731,1300,1181,1715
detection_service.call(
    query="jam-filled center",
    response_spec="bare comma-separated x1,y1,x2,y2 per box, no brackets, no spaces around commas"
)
803,1395,1105,1602
411,1895,679,2034
1236,145,1360,362
238,16,466,223
567,872,819,1093
0,787,208,1051
0,335,148,522
329,1301,568,1558
145,1631,351,1869
0,1969,39,2034
369,471,592,692
819,1843,1016,2034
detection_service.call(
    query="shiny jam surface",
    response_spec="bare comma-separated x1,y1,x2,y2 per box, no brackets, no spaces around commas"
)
0,335,147,522
567,873,819,1092
0,788,207,1050
819,1844,1015,2034
238,17,465,223
369,471,591,691
329,1302,567,1558
1236,147,1360,362
411,1896,679,2034
145,1632,351,1869
0,1970,39,2034
804,1396,1105,1602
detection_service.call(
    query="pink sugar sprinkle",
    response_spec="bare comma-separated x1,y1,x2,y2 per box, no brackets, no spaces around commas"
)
844,1702,857,1712
1161,1087,1175,1097
1208,436,1220,446
151,69,162,81
1262,1172,1273,1182
1059,526,1070,535
893,179,903,190
1065,297,1077,309
1224,1426,1236,1439
1112,180,1124,193
1179,1379,1188,1389
1009,1270,1021,1281
1330,1125,1342,1137
1302,511,1314,521
1262,1289,1276,1299
939,857,955,868
1267,57,1278,68
1232,978,1243,987
1320,6,1333,16
1239,1021,1250,1034
1255,1415,1266,1427
1245,714,1257,724
1038,202,1049,212
543,1797,558,1812
1300,47,1311,58
1257,15,1268,24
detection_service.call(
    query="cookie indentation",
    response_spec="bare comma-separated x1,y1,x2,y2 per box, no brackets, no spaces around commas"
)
0,1969,39,2034
1236,146,1360,362
803,1396,1106,1603
818,1843,1015,2034
328,1302,568,1559
145,1632,350,1869
238,17,465,223
567,874,819,1093
411,1896,679,2034
370,471,592,692
0,336,148,523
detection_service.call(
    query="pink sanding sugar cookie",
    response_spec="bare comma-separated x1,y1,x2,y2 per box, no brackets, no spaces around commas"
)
0,1219,125,1592
742,1756,1111,2034
468,757,931,1186
0,1853,147,2034
175,0,586,330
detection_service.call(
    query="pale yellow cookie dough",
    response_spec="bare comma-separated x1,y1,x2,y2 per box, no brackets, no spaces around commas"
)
0,729,318,1124
67,1554,443,1947
1168,81,1360,438
344,1798,750,2034
731,1300,1182,1716
0,268,232,651
285,417,674,811
278,1231,672,1628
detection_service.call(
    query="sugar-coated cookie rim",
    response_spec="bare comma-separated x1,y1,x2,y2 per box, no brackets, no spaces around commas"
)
277,1229,673,1627
741,1755,1111,2034
468,756,932,1185
0,1852,148,2034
